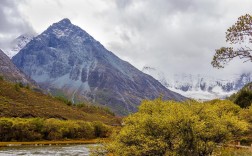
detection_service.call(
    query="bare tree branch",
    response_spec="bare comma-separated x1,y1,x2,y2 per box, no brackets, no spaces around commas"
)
212,14,252,68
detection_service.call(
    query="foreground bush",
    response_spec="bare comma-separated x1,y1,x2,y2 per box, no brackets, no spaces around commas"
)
234,90,252,108
0,118,111,141
214,147,252,156
104,99,248,156
229,82,252,108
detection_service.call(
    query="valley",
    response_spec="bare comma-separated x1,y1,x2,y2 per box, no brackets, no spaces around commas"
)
0,1,252,155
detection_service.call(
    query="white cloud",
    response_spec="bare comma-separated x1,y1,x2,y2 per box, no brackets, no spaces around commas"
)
1,0,252,78
0,0,34,49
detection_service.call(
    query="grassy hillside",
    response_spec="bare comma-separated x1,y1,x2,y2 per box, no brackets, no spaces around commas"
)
0,79,121,125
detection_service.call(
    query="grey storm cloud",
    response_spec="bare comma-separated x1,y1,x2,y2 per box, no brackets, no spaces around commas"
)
0,0,35,51
0,0,34,35
1,0,252,77
102,0,252,77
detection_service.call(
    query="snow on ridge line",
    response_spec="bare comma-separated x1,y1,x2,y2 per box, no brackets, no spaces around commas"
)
3,33,36,58
168,86,236,101
142,66,252,100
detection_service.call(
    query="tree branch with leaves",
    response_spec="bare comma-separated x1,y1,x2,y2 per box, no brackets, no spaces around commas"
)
212,14,252,68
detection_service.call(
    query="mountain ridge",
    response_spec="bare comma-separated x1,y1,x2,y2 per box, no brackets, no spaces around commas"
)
142,66,252,100
0,49,36,86
12,18,186,115
3,33,36,58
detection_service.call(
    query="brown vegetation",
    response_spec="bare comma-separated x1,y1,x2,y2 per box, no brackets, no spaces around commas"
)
0,79,121,125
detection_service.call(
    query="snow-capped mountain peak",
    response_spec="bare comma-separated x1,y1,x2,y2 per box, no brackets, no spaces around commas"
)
58,18,71,24
12,19,186,115
3,33,37,58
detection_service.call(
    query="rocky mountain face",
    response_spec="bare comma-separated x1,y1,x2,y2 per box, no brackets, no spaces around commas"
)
12,19,185,115
3,33,36,58
0,49,35,85
142,66,252,100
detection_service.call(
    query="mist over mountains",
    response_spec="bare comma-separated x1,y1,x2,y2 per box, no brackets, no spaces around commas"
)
142,66,252,100
4,33,36,58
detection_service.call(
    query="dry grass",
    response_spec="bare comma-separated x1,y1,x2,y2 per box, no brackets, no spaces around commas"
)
0,80,121,125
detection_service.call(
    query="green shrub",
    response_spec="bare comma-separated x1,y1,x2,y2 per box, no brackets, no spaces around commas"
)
76,103,115,116
18,82,24,88
25,84,31,90
0,119,13,141
55,96,73,106
75,121,95,139
105,99,248,156
215,147,252,156
92,121,111,138
14,83,21,92
234,90,252,108
13,82,25,92
0,118,111,141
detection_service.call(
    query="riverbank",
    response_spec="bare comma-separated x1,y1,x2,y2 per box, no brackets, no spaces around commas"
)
0,139,108,147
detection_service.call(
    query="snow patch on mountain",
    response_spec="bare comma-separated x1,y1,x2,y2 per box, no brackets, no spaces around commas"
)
3,33,36,58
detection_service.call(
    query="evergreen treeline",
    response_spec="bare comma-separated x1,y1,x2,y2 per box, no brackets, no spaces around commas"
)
0,118,111,141
229,82,252,108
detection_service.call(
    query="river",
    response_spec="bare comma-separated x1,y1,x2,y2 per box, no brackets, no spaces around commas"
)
0,144,97,156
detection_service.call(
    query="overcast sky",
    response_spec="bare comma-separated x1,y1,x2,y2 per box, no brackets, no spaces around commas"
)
1,0,252,78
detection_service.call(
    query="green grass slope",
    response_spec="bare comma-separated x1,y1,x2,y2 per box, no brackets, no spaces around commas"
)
0,79,120,125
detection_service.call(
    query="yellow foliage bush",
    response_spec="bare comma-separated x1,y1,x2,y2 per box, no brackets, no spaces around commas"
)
104,99,248,156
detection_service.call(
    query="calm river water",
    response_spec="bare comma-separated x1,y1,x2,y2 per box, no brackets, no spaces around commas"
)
0,144,97,156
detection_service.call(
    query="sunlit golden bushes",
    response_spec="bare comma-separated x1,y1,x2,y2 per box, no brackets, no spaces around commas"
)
0,118,111,141
104,99,248,156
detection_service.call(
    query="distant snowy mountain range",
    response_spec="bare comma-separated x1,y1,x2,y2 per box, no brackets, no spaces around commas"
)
2,28,251,102
3,33,36,58
142,66,252,100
